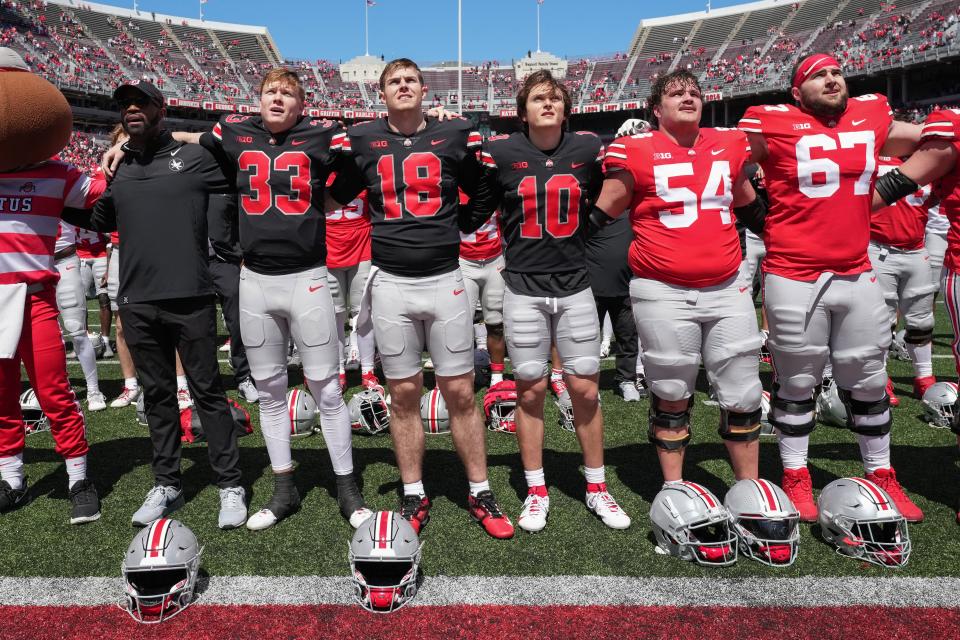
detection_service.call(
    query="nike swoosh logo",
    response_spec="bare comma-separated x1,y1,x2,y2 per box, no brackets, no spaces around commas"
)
65,266,76,270
571,162,585,168
171,147,182,156
308,284,324,292
431,139,446,146
453,289,465,295
291,139,307,146
712,149,725,156
852,119,867,126
738,286,748,293
870,275,877,283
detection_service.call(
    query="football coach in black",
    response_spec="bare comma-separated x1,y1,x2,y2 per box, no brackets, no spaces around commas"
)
63,80,246,530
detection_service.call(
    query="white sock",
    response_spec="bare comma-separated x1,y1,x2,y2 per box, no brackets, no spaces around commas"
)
71,332,99,395
125,377,138,391
256,372,294,473
858,433,891,474
907,342,934,377
307,374,354,476
491,372,504,385
583,465,606,486
469,479,490,497
176,375,188,391
524,467,546,488
0,454,25,490
403,481,425,497
777,433,810,469
474,322,487,350
357,322,376,371
65,455,86,489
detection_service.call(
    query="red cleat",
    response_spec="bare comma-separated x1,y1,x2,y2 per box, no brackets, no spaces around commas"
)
361,371,382,392
338,372,347,393
866,467,924,523
886,379,900,407
913,375,937,400
399,494,431,534
782,467,818,522
468,490,514,539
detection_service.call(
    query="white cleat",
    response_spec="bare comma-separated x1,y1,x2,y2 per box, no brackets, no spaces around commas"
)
110,386,141,408
517,492,550,533
586,486,631,530
348,507,375,529
245,508,280,531
87,391,107,412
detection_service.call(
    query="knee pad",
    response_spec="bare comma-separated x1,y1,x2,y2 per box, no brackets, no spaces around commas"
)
62,319,85,337
838,387,892,436
486,322,504,338
718,408,762,442
769,392,816,436
647,394,692,451
568,356,600,377
98,293,110,309
904,327,933,344
514,361,549,382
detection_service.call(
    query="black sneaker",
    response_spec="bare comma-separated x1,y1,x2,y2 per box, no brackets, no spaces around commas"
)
246,473,301,531
336,474,373,528
399,493,431,534
68,479,101,524
0,478,29,514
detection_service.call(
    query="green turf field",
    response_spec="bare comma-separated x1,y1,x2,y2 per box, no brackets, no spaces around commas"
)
2,299,958,579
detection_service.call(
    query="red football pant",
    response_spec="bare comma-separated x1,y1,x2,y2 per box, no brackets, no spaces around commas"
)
0,287,88,459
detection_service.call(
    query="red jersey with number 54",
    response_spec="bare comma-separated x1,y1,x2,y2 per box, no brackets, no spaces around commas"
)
603,128,750,288
738,94,892,281
920,108,960,271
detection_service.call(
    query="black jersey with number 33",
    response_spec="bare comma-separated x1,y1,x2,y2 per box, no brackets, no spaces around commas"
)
473,131,604,296
200,114,344,275
330,117,482,277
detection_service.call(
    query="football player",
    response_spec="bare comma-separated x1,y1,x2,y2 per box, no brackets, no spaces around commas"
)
736,53,923,522
328,58,514,539
869,155,938,398
594,70,764,490
75,226,112,357
103,70,373,529
468,70,630,532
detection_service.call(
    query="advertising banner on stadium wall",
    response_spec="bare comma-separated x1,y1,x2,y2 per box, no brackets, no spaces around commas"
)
582,105,601,113
318,109,343,118
603,103,619,111
499,109,518,117
704,91,723,102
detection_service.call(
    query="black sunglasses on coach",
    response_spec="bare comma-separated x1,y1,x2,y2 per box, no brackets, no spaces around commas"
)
116,95,153,109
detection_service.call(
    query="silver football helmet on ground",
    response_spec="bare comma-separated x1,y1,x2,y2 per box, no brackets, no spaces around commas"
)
286,387,318,437
88,331,107,359
420,388,449,434
816,378,847,427
759,390,774,436
19,388,48,435
889,328,911,362
121,518,203,623
818,477,911,568
349,388,390,435
649,481,737,566
724,478,800,566
349,510,422,613
921,381,958,428
136,394,148,426
555,390,575,432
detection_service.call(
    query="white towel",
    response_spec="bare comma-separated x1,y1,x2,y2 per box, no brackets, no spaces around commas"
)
0,283,27,359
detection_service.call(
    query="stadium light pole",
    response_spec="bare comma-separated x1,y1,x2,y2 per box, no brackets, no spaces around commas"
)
536,0,541,53
364,0,370,56
458,0,463,114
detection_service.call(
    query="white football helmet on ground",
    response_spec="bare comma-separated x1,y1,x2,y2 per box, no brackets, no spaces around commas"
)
724,478,800,566
121,518,202,623
816,378,848,427
19,389,48,435
555,390,575,432
349,510,422,613
286,387,318,437
136,393,148,426
420,388,449,434
349,388,390,435
921,381,958,428
649,481,737,566
818,477,911,568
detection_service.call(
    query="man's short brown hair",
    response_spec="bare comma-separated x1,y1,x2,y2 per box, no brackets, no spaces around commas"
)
258,68,305,101
379,58,424,92
649,69,701,111
516,70,572,123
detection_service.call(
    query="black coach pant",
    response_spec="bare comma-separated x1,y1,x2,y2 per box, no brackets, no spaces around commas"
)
208,258,250,382
594,294,638,383
119,296,242,489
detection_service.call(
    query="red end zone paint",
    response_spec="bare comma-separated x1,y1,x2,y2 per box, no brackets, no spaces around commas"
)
3,605,959,639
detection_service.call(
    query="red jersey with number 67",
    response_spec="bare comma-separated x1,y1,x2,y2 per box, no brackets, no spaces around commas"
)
738,94,892,281
870,156,932,250
920,108,960,271
603,128,750,288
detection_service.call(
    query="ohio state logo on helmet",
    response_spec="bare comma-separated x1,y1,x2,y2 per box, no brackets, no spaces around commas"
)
349,510,422,613
483,380,517,433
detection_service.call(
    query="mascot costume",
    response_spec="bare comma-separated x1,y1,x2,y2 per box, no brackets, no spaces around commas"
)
0,47,101,522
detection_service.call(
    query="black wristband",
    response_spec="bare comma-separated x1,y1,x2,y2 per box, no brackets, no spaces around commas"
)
875,168,921,206
588,205,614,230
733,197,766,236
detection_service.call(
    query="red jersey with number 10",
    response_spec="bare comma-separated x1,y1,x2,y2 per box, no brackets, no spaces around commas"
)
603,128,750,288
870,156,932,250
738,94,892,281
920,108,960,272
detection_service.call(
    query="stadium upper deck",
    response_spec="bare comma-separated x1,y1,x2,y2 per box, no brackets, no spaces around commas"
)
0,0,957,118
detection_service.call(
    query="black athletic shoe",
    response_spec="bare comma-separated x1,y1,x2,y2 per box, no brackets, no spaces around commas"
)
399,493,432,534
0,478,29,514
336,473,373,528
246,473,300,531
68,479,101,524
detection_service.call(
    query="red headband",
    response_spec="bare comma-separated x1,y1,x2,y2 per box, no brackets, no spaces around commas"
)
792,54,841,91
